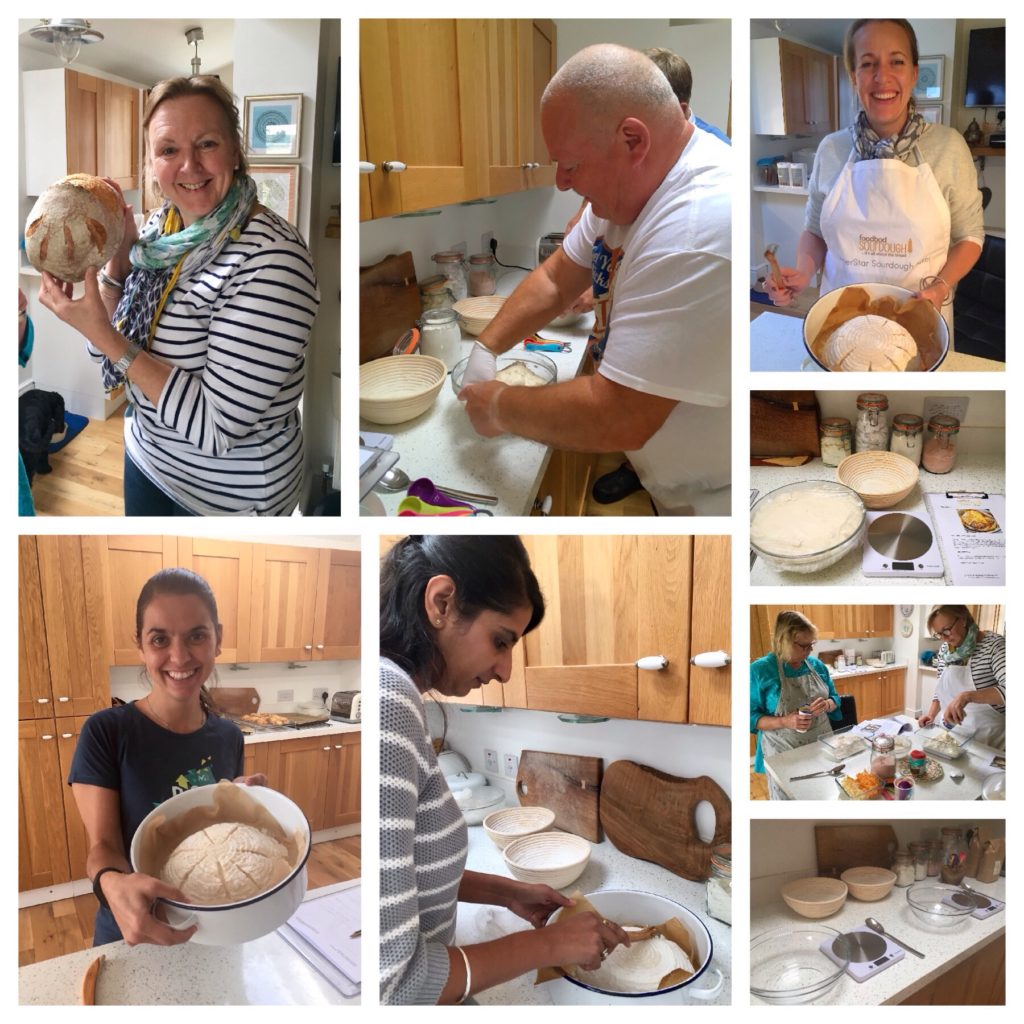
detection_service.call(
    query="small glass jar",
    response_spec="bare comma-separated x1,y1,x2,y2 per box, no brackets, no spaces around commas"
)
870,734,896,782
909,841,929,881
926,839,943,877
893,772,915,801
706,843,731,925
893,850,915,885
855,393,890,452
431,251,468,302
420,274,455,312
940,827,968,885
819,418,853,467
467,253,498,297
922,415,960,474
890,414,924,465
417,308,462,369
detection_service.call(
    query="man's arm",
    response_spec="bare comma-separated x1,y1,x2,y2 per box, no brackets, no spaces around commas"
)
460,371,676,453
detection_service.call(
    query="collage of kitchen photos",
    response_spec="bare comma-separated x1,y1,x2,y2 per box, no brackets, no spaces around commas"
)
14,12,1009,1014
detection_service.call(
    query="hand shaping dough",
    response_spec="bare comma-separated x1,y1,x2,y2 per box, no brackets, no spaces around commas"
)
162,822,292,904
823,314,918,371
572,928,696,993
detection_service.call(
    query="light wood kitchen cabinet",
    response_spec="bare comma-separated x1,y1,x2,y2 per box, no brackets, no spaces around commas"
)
834,605,894,639
264,733,361,832
751,605,895,653
177,538,254,663
311,550,361,661
23,68,140,194
751,37,837,136
532,449,596,518
19,720,73,891
324,733,362,828
56,716,92,883
832,667,906,721
899,934,1004,1005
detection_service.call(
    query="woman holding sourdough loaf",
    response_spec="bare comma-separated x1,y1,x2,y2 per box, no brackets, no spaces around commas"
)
38,76,319,515
69,568,263,945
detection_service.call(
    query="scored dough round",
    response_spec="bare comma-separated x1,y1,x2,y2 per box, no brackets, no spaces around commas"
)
823,314,918,372
572,930,696,993
162,822,291,904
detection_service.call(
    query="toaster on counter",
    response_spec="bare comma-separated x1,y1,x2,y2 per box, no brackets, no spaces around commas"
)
331,690,362,722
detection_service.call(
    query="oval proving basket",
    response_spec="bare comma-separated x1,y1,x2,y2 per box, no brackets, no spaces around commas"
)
359,354,447,425
502,831,590,888
453,295,507,336
836,450,918,509
482,806,555,849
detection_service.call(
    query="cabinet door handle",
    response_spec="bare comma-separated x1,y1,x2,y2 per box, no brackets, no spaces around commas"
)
41,734,54,741
358,161,376,174
36,697,50,704
304,644,313,651
334,744,343,750
316,644,325,650
61,732,73,739
532,495,553,516
636,655,668,671
382,160,407,173
690,650,732,668
323,746,332,752
58,696,71,703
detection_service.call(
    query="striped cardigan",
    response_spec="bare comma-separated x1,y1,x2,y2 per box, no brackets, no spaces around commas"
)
380,658,467,1005
91,210,319,515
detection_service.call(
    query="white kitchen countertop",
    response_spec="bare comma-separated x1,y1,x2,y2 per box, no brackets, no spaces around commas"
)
750,875,1005,1004
750,454,1004,586
750,310,1005,372
763,729,1005,801
242,720,361,745
18,880,360,1005
455,823,731,1005
362,315,593,517
829,662,908,680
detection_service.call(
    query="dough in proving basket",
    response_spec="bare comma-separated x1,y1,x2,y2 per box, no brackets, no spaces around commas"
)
823,315,918,371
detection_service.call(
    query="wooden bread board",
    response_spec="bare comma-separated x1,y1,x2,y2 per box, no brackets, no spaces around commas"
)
599,760,731,881
208,687,260,716
750,390,821,458
515,750,602,842
359,251,421,364
815,825,899,877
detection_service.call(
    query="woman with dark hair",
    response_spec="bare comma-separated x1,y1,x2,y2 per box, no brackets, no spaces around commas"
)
69,568,264,946
38,75,319,515
380,535,630,1004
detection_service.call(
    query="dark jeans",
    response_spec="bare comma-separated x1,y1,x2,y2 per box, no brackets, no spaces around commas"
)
124,454,197,516
93,906,123,946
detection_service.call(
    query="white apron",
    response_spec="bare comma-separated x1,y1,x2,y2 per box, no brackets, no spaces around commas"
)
936,660,1005,751
820,147,954,340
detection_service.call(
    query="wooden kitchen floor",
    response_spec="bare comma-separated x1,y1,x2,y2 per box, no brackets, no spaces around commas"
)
18,836,361,966
29,406,126,517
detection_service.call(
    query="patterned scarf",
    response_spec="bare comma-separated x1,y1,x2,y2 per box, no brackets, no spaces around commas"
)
943,623,979,664
851,109,928,162
103,174,257,392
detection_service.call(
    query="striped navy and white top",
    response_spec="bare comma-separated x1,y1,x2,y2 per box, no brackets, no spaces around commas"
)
91,210,319,515
935,631,1006,713
380,658,467,1005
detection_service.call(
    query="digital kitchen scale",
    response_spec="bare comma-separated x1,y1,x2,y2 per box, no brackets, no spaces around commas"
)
948,890,1005,920
821,928,905,982
862,510,944,578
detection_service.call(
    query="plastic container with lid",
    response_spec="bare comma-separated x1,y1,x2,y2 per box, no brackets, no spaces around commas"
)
706,843,731,925
890,414,924,465
922,414,960,474
855,393,890,452
431,251,468,302
417,308,462,370
819,418,853,467
467,252,498,296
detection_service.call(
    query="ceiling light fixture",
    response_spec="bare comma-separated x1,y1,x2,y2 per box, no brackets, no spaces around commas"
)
186,26,204,77
28,19,103,66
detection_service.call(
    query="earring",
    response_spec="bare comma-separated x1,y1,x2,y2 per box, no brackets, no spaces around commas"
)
435,619,442,626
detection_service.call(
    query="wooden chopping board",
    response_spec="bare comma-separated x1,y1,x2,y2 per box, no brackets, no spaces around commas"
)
599,761,731,881
815,825,898,877
515,751,602,842
208,687,260,717
359,251,422,364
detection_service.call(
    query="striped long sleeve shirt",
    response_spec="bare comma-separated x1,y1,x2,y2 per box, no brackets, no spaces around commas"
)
92,210,319,515
934,632,1006,713
380,658,467,1005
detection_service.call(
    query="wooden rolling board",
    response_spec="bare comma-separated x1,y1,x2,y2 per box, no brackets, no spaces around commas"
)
359,251,421,364
599,761,731,881
208,687,260,716
515,751,602,842
815,825,899,877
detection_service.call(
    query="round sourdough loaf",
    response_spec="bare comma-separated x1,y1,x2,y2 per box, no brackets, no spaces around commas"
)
24,174,125,282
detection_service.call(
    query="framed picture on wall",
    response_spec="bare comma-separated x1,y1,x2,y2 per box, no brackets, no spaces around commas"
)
244,93,302,160
251,165,299,224
914,56,945,102
918,104,943,125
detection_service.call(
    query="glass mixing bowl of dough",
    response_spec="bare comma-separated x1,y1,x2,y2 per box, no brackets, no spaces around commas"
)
451,351,557,394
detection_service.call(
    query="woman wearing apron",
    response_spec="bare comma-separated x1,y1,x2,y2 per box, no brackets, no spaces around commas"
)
918,606,1005,750
768,19,984,343
751,611,845,800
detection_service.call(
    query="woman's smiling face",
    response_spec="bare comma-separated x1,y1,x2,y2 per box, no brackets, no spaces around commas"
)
852,20,919,137
137,593,222,704
148,93,239,225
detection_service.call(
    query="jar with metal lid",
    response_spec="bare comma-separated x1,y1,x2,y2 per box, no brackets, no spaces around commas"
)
909,840,929,880
819,418,853,467
855,393,890,452
870,734,896,782
926,839,943,876
417,308,462,369
431,251,468,302
420,274,454,312
467,252,498,297
706,843,731,925
889,414,924,465
922,415,960,474
893,851,915,887
940,827,968,885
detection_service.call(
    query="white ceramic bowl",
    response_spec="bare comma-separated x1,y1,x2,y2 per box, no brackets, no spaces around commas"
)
547,889,722,1005
502,831,590,888
483,806,556,849
359,354,447,425
130,783,310,945
781,877,848,918
840,866,897,901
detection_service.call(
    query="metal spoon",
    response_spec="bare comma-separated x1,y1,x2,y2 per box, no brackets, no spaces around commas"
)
865,918,925,959
789,764,846,781
373,467,411,493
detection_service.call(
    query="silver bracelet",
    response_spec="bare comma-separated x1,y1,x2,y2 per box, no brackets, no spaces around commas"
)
98,268,125,290
455,945,472,1004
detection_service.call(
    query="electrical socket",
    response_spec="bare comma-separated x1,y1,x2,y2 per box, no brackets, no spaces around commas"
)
312,688,328,703
276,689,293,703
484,749,499,774
503,753,518,778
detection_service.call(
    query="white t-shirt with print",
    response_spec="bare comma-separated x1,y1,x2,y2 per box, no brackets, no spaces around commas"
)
562,127,731,514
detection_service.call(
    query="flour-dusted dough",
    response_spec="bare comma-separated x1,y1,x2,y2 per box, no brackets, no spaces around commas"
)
572,930,696,993
495,361,548,387
823,314,918,372
162,822,292,904
751,488,863,555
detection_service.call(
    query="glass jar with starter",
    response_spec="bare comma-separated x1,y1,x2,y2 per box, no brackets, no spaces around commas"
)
706,843,731,925
870,734,896,783
922,415,960,474
419,274,455,312
854,393,890,452
467,253,498,296
417,308,462,370
940,827,968,885
889,414,924,465
431,251,469,302
819,418,853,467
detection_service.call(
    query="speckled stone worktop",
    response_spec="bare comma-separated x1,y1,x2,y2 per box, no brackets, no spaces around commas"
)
242,720,360,745
750,454,1004,585
750,875,1005,1004
455,823,731,1004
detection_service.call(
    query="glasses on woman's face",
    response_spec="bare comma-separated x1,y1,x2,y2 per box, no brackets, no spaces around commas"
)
932,617,962,640
792,639,815,652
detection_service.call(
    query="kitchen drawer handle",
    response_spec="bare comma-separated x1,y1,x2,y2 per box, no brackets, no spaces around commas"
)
636,655,668,671
690,650,731,669
358,161,376,174
36,697,50,704
382,160,407,173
